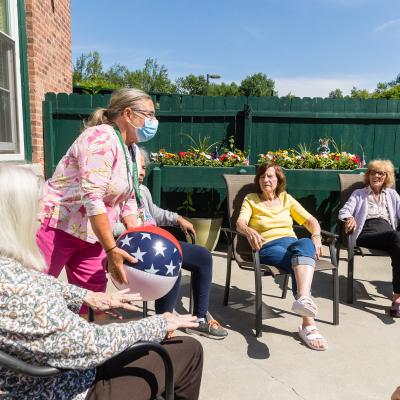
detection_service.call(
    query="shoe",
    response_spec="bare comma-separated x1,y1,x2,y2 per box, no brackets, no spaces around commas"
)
291,296,318,318
186,319,228,340
298,325,327,351
389,302,400,317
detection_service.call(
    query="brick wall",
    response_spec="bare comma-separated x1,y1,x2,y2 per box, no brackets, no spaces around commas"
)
24,0,72,164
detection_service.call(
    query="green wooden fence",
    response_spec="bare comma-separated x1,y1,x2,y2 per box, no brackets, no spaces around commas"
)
43,92,400,178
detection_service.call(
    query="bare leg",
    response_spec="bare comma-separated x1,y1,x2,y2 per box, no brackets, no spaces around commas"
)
293,264,327,350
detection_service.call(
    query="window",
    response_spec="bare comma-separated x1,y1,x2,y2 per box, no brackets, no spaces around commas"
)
0,0,25,160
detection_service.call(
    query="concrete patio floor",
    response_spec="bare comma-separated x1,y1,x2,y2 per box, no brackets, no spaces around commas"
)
64,244,399,400
190,246,398,400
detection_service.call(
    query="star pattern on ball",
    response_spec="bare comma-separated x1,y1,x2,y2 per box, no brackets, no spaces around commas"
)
165,260,176,276
153,241,167,256
131,246,146,262
116,229,182,278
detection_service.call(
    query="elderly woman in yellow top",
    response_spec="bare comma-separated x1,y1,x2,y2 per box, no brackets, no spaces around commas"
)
236,162,326,351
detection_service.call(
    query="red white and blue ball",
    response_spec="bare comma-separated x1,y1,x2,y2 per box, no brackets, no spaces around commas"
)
112,226,182,301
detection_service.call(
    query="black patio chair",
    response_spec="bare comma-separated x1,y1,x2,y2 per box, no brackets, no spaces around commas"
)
223,174,340,337
0,341,175,400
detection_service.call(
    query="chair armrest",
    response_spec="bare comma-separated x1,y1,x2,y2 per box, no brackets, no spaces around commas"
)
293,225,338,243
221,227,248,242
118,342,174,400
0,350,63,378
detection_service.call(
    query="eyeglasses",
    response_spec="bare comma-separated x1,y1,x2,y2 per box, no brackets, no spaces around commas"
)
132,109,156,119
370,170,387,177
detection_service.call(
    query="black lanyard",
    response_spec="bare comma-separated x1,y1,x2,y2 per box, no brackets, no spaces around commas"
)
113,125,143,210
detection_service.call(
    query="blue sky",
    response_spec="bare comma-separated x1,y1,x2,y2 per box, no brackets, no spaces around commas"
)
71,0,400,97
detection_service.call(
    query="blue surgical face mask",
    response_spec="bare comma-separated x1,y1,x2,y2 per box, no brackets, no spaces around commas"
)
128,117,159,143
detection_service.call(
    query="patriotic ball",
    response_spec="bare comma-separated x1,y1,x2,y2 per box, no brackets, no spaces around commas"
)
112,226,183,301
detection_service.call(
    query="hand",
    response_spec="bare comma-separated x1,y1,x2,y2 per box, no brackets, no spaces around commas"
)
84,289,142,314
245,227,264,251
345,217,357,234
107,247,137,285
312,236,323,260
391,386,400,400
177,216,196,236
162,312,199,331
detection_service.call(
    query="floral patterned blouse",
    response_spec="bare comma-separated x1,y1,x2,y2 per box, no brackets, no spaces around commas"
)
0,257,168,399
40,124,142,243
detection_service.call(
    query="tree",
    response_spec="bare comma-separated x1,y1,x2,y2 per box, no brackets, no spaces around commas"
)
175,74,208,95
328,89,344,99
208,82,240,96
350,86,371,99
73,51,104,82
127,58,174,93
239,73,276,97
105,64,130,86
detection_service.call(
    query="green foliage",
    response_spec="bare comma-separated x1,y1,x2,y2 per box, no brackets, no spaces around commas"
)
73,51,104,82
328,89,343,99
126,58,175,93
175,74,207,95
350,86,371,99
239,73,276,97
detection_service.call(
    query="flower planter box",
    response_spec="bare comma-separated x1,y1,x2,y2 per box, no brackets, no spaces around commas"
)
148,165,256,206
283,168,366,231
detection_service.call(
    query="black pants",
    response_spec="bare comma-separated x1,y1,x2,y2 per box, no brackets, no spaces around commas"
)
356,218,400,293
86,336,203,400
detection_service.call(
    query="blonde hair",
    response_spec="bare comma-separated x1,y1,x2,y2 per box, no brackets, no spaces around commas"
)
85,88,152,127
0,165,46,271
364,159,396,188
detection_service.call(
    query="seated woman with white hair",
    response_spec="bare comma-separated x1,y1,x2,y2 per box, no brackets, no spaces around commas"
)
0,165,203,400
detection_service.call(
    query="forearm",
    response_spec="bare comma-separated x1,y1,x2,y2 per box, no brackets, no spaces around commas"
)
89,213,116,251
122,214,139,229
236,218,251,235
304,216,321,236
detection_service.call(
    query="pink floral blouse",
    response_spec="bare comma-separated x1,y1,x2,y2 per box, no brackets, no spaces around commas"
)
40,124,141,243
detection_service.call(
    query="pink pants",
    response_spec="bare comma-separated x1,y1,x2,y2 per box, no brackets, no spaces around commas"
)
36,220,108,314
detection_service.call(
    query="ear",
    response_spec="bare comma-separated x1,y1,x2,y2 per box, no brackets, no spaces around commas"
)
123,107,133,118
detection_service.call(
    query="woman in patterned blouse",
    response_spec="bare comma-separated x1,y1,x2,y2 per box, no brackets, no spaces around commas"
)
36,88,158,316
0,165,203,400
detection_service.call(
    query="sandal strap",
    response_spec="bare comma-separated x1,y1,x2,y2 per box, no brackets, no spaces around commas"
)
302,325,317,333
297,296,317,309
301,325,323,340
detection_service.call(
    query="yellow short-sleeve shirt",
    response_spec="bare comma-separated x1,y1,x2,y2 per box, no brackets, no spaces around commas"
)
238,192,312,245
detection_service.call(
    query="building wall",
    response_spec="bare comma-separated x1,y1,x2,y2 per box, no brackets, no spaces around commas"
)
24,0,72,164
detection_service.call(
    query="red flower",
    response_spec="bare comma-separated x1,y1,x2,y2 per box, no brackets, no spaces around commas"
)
178,152,186,157
352,156,360,164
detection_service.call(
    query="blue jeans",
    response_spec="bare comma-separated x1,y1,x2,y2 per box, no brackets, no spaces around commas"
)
259,237,316,295
155,241,212,318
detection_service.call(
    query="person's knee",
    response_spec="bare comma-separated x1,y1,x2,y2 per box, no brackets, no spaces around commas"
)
183,336,203,365
290,238,315,257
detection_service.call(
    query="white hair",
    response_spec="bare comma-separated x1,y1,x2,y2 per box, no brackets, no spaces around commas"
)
0,165,46,271
139,147,150,164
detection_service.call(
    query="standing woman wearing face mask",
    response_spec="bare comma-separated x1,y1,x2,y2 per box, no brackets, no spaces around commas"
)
36,88,159,315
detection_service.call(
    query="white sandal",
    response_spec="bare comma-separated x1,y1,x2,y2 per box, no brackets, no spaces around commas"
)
298,325,327,351
291,295,318,318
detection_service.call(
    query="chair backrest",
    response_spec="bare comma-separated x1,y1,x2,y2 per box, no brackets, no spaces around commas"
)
338,174,366,208
223,174,257,263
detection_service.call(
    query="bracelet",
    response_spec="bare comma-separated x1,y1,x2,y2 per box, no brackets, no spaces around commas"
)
105,245,117,253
